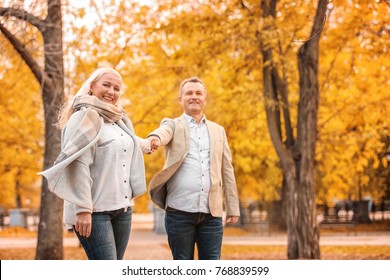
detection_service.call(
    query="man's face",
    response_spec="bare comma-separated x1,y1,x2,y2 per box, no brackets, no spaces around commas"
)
179,82,207,116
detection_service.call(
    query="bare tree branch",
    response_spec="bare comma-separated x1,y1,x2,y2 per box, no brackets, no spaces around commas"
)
271,68,294,147
0,22,43,83
113,34,134,69
0,7,45,32
306,0,328,46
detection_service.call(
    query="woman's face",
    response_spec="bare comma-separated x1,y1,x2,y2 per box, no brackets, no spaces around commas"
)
90,73,121,105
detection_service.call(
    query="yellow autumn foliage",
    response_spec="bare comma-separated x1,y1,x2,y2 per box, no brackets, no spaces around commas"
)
1,0,389,213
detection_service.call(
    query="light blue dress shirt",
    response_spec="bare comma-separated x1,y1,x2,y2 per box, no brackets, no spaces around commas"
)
166,114,211,213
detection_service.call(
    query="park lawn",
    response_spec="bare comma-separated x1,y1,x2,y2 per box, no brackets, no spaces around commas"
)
221,245,390,260
1,225,389,260
0,227,37,238
0,247,87,260
1,245,389,260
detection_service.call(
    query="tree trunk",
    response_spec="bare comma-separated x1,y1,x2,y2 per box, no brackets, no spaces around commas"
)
15,168,22,208
0,0,64,259
291,0,328,259
36,79,64,259
36,0,64,260
258,0,327,259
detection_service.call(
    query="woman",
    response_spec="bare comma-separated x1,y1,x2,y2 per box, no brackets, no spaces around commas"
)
40,68,149,260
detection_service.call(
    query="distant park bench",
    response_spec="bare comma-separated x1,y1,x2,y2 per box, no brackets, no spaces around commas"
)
237,203,272,235
320,221,358,236
319,206,358,235
236,200,390,236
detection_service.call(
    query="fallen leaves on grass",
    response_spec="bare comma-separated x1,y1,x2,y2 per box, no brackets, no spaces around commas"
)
221,245,390,260
1,244,389,260
0,247,87,260
0,227,37,238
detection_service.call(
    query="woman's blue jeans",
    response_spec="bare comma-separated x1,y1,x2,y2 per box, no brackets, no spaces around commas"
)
74,207,132,260
165,207,223,260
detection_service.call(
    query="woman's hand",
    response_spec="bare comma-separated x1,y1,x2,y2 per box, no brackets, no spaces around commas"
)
75,212,92,237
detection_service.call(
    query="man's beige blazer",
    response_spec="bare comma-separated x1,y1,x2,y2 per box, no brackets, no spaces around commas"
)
148,114,240,217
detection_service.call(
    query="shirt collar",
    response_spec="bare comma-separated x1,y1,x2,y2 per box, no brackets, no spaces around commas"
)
184,113,206,124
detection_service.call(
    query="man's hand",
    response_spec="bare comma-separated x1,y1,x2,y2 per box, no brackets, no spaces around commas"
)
75,212,92,237
226,216,239,224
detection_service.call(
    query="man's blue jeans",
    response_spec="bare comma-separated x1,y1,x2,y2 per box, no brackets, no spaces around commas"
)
74,207,132,260
165,207,223,260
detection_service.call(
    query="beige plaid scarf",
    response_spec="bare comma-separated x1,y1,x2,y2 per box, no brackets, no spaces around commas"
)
40,95,146,201
73,94,123,123
55,95,134,163
74,94,136,132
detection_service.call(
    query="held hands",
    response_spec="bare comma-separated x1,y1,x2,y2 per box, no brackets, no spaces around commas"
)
136,136,160,154
146,136,161,154
75,212,92,237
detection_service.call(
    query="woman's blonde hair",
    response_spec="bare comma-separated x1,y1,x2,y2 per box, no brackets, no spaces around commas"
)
57,68,123,128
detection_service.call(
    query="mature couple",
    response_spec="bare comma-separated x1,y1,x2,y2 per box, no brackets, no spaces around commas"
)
40,68,240,260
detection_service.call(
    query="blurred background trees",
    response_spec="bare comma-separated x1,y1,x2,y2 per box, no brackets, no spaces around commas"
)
1,0,65,259
1,0,389,258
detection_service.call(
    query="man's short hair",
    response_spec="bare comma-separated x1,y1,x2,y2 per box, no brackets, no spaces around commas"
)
179,77,207,97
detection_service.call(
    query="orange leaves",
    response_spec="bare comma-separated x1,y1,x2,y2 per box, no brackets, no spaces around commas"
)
1,0,389,211
0,47,43,209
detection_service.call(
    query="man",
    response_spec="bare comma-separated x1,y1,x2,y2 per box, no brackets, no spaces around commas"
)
148,77,240,260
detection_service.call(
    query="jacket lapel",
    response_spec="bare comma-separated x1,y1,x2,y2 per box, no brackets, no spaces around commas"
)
179,114,190,152
206,120,216,166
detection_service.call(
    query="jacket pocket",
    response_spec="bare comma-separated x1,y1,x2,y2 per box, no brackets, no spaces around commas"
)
97,139,115,148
